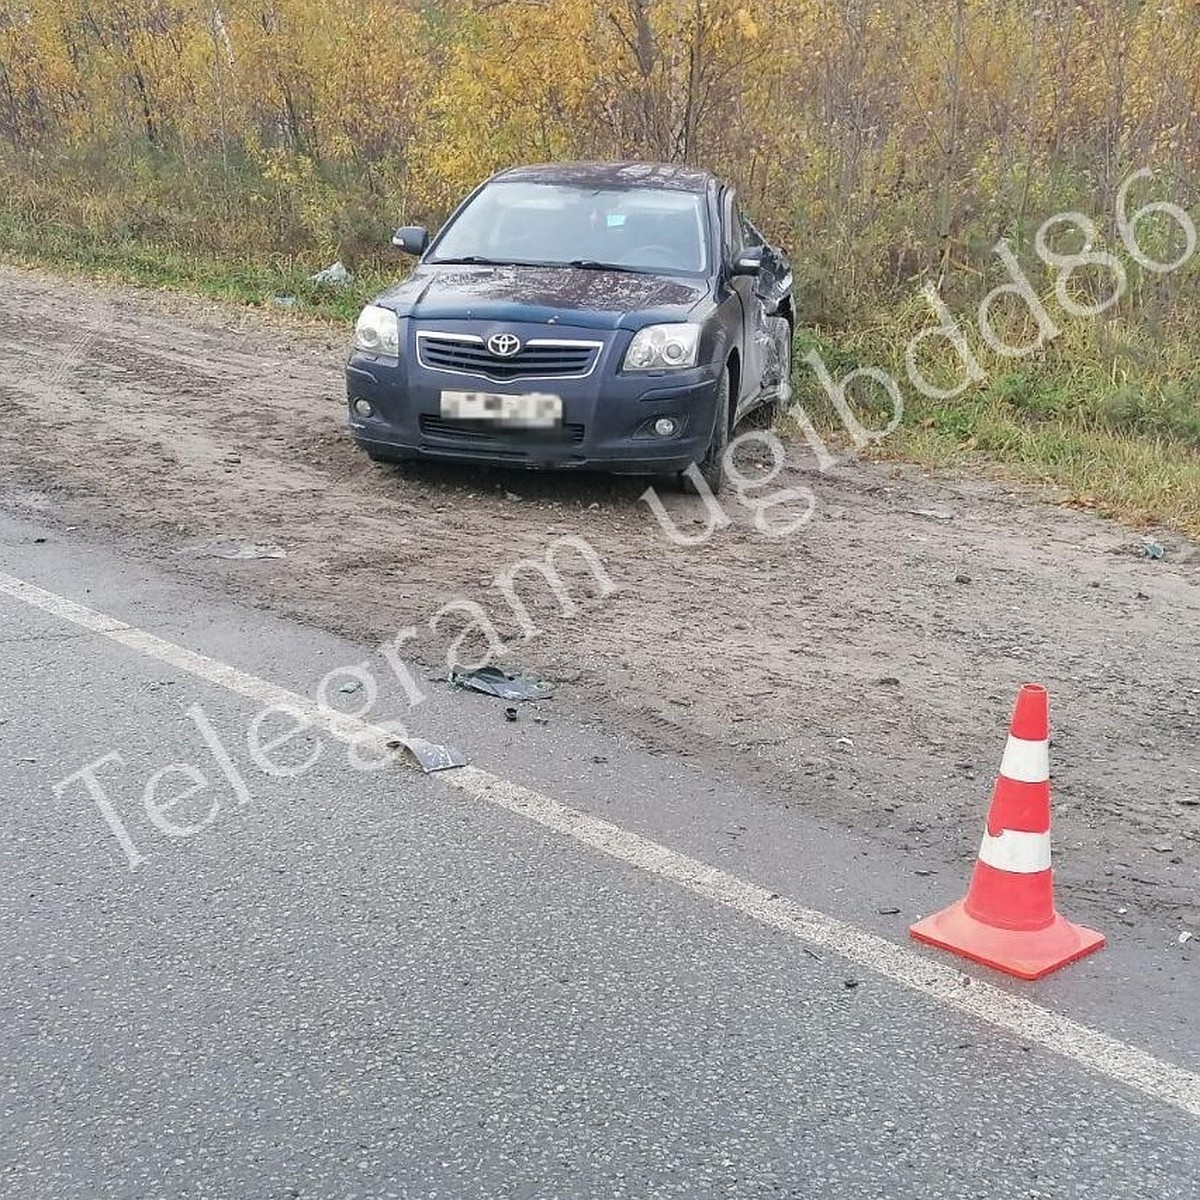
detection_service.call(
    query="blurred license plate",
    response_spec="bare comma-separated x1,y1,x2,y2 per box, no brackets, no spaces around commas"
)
440,390,562,427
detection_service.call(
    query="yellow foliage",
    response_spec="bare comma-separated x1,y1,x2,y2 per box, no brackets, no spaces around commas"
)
2,0,1199,286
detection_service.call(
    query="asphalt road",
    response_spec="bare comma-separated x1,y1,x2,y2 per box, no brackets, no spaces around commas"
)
1,511,1197,1199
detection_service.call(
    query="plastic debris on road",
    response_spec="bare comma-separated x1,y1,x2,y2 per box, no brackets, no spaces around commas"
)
1141,537,1166,560
387,737,468,773
449,666,553,702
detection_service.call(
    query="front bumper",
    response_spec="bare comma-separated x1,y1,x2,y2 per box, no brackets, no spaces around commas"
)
345,325,720,475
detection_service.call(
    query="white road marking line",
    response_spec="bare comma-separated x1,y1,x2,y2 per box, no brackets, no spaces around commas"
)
3,567,1199,1120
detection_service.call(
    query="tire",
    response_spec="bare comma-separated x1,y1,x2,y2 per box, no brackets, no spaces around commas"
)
680,366,731,494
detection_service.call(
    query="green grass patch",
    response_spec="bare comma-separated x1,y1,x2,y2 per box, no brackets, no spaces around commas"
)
786,315,1200,537
0,211,398,323
887,413,1200,534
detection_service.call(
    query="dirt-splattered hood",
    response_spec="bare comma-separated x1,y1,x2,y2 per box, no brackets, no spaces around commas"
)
376,264,712,331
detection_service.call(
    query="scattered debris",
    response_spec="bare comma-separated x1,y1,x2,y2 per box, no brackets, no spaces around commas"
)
1136,590,1151,600
270,294,299,309
878,906,901,915
954,573,971,584
338,680,362,695
386,736,468,773
1179,931,1194,945
1177,796,1200,808
876,676,900,687
504,706,518,722
449,666,553,701
504,491,522,502
914,868,937,876
908,508,955,522
835,736,854,750
843,979,860,989
310,261,353,286
1140,537,1166,560
176,540,286,560
1152,841,1175,853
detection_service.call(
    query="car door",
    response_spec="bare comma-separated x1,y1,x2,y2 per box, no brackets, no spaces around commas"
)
721,188,766,419
741,211,791,319
740,209,794,406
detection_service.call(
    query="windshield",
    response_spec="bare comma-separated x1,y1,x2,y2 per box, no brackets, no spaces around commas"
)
429,181,710,274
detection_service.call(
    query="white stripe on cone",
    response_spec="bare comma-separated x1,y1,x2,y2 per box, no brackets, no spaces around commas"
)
978,828,1053,874
999,735,1050,783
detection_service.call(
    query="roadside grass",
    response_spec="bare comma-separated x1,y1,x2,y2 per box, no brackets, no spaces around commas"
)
4,210,1199,538
789,301,1200,539
886,416,1200,535
0,213,399,324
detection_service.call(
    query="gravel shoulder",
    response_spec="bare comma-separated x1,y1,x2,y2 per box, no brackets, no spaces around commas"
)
2,264,1197,921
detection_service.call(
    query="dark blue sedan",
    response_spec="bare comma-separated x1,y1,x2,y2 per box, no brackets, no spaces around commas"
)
346,162,794,491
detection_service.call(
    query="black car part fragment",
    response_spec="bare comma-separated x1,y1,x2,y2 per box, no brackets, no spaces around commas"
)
450,666,553,701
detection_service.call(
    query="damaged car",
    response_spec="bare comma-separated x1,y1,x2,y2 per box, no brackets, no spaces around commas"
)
346,161,793,492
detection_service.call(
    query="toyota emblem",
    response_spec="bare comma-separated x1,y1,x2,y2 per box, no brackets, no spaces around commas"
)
487,332,522,358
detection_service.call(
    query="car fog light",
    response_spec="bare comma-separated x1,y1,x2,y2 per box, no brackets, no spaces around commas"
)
653,417,678,437
352,398,374,418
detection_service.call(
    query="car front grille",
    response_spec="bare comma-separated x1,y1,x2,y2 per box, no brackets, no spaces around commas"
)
417,333,601,380
419,415,586,444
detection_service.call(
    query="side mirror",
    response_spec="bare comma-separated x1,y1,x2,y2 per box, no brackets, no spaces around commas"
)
731,247,763,276
392,226,429,256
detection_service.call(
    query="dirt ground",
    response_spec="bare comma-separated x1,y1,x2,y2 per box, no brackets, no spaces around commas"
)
1,264,1197,921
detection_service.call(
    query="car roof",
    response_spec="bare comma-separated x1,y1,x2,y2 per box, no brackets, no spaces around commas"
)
491,161,718,194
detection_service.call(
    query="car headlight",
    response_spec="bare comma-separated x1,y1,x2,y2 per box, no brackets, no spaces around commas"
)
623,323,701,371
354,305,400,356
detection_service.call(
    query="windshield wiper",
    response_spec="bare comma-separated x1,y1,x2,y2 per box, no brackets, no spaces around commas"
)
432,255,516,266
434,256,656,273
565,259,648,273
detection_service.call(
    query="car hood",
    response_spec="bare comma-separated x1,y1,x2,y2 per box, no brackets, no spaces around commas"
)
376,265,710,330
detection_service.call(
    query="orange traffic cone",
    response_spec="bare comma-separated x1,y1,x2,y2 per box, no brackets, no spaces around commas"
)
909,683,1105,980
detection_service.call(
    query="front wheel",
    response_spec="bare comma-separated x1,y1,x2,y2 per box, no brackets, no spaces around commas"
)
680,366,730,494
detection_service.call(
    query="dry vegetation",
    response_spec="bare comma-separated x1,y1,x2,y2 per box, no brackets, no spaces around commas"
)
2,0,1200,530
